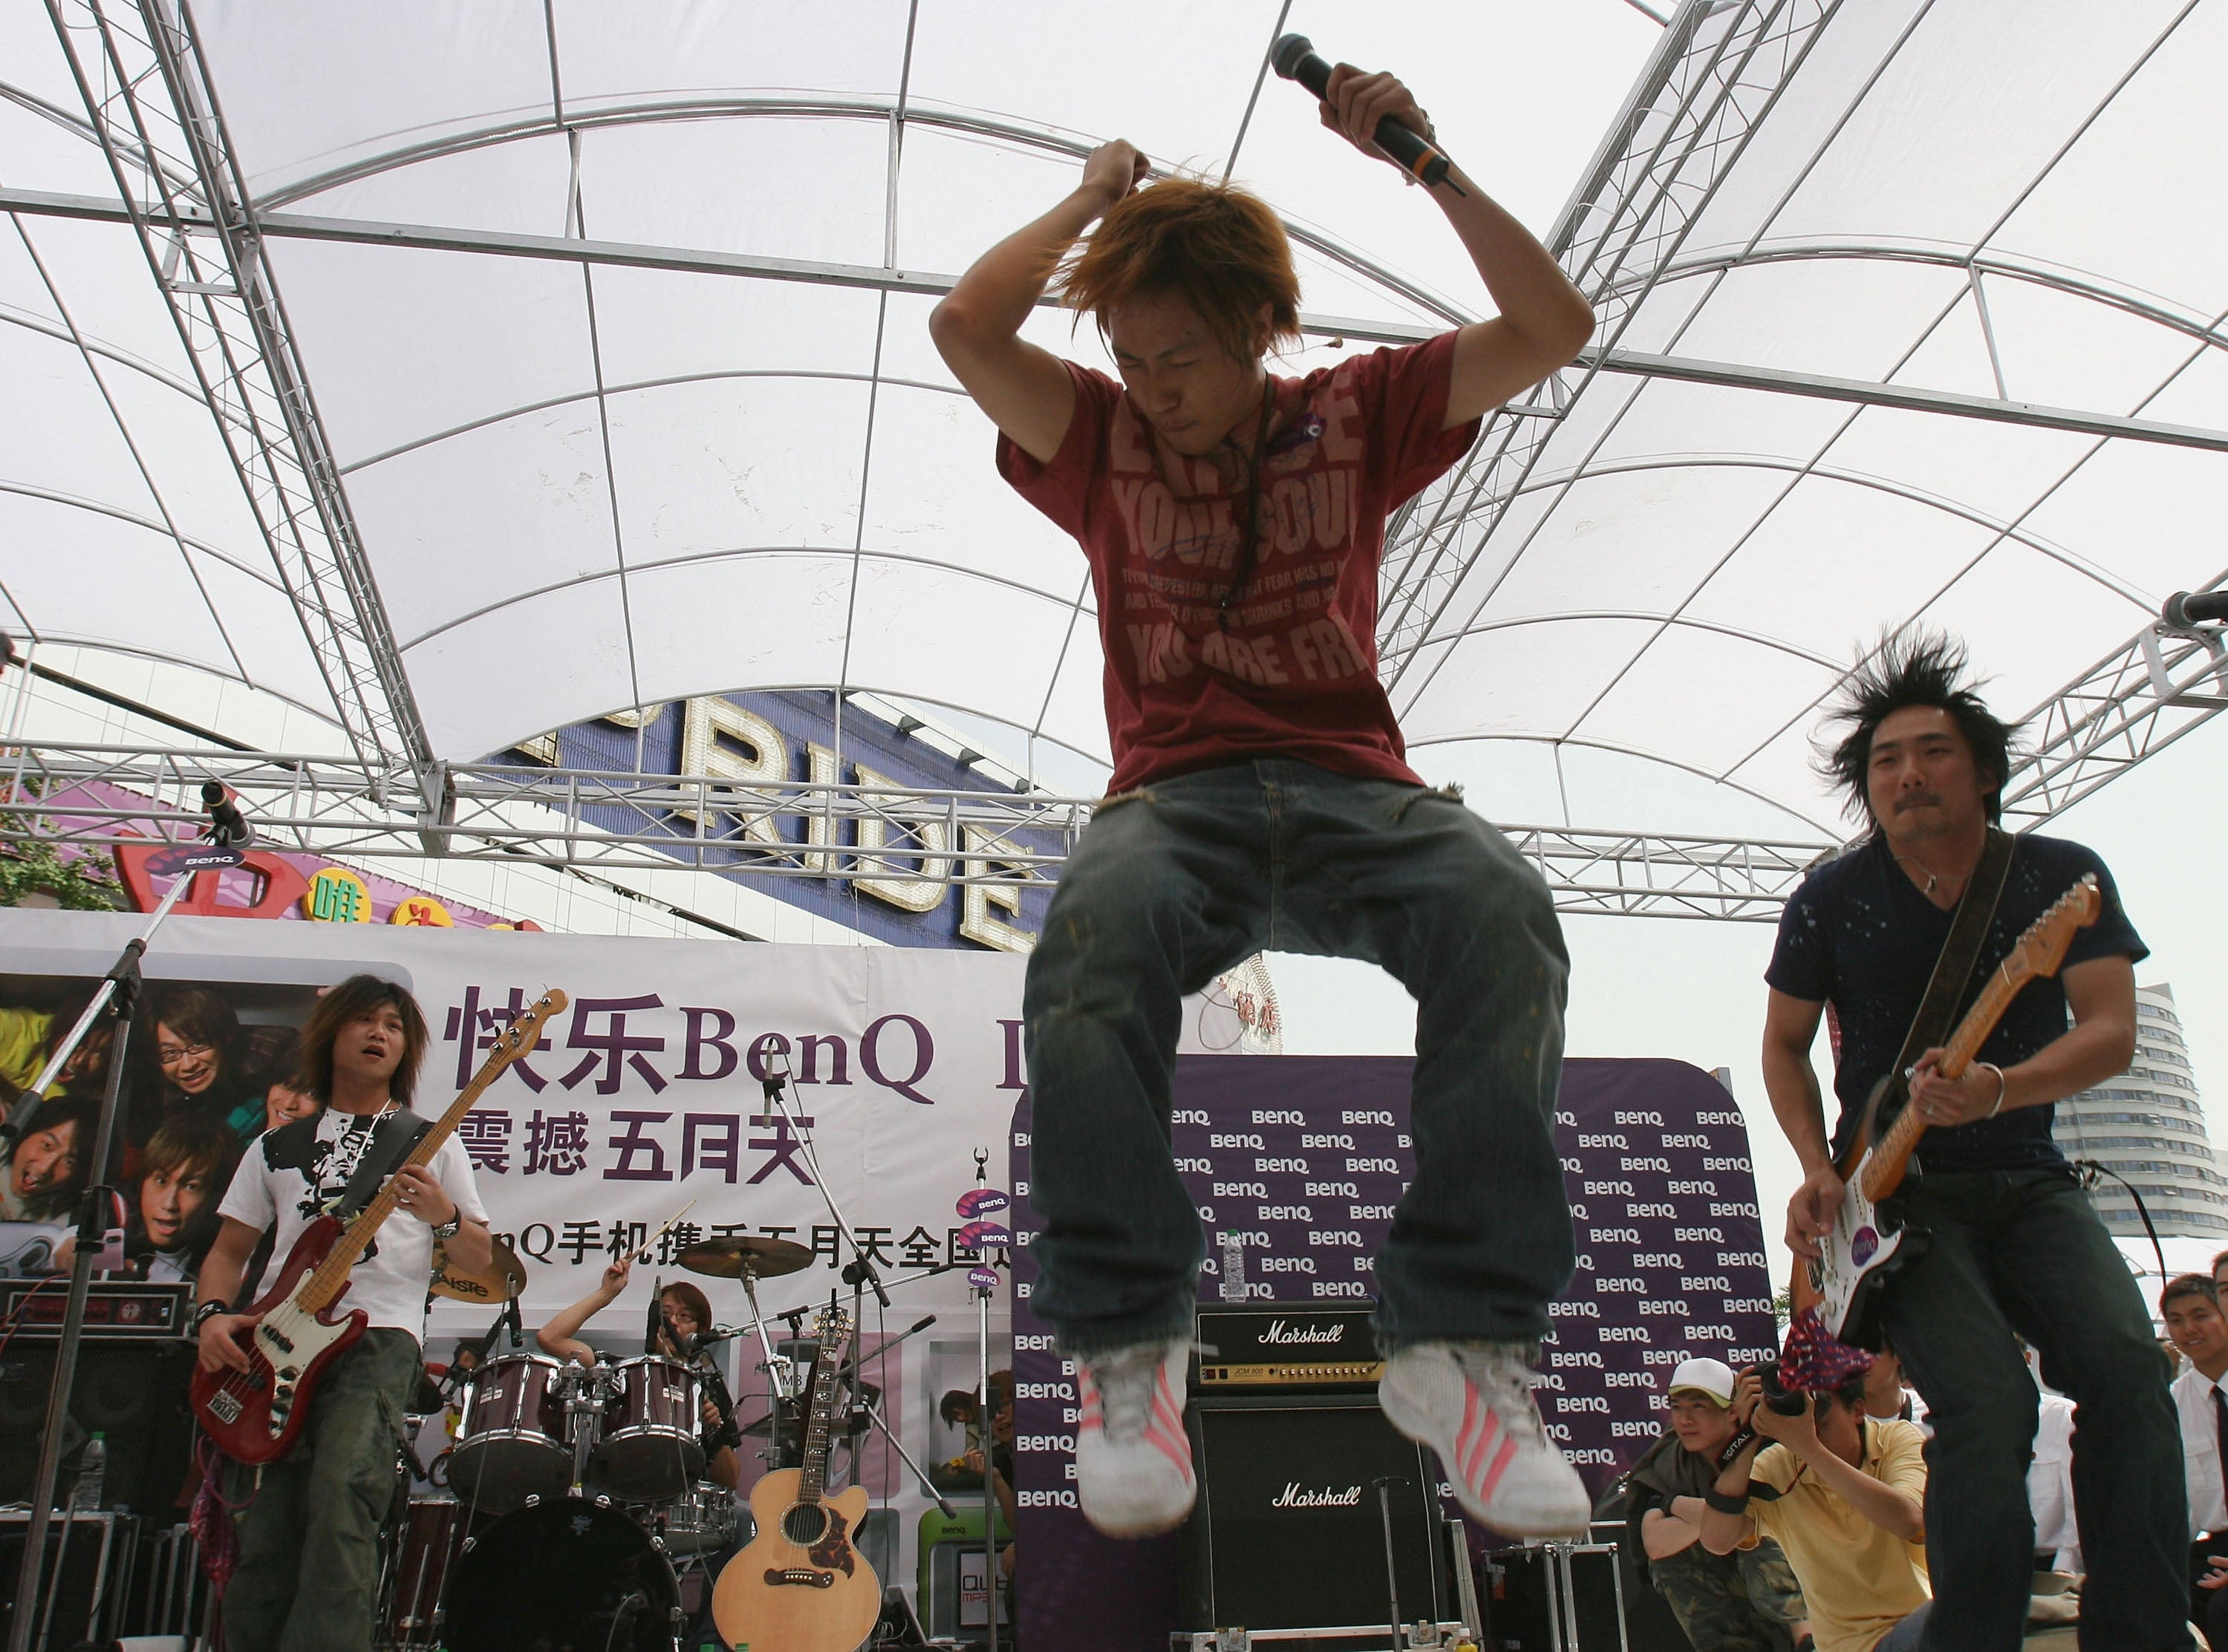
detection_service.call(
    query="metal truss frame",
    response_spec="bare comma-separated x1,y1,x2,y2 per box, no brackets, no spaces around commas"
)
1375,0,1843,685
38,0,431,784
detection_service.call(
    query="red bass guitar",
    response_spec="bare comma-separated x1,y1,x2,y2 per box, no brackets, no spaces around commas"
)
192,990,565,1463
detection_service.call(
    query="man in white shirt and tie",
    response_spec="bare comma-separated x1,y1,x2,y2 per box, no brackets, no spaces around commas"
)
2161,1273,2228,1642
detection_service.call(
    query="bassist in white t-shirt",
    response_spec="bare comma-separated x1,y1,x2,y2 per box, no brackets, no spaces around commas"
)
193,976,491,1652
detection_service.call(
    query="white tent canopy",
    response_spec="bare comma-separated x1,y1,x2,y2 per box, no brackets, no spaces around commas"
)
2,0,2223,851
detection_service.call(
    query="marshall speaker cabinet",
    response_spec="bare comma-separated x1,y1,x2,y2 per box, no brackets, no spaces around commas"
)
1182,1309,1450,1641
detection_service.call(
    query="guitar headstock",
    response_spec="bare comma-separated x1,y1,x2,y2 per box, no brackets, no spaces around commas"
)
812,1303,855,1353
2006,874,2102,985
489,989,567,1072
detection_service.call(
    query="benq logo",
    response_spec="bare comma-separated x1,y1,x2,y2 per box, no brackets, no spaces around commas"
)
1017,1434,1075,1452
1577,1134,1629,1150
1255,1158,1309,1174
1253,1110,1303,1126
1667,1181,1719,1197
1257,1206,1315,1222
1015,1382,1075,1400
1687,1325,1736,1340
1554,1111,1578,1127
1638,1300,1684,1316
1642,1349,1681,1365
1534,1373,1565,1391
1626,1204,1677,1218
1551,1351,1603,1368
1309,1230,1363,1247
1726,1298,1775,1314
1600,1326,1651,1342
1595,1277,1644,1293
1696,1111,1741,1126
1314,1281,1368,1299
1342,1111,1395,1127
1569,1448,1617,1465
1605,1371,1652,1388
1301,1134,1356,1151
1211,1133,1265,1150
1720,1252,1768,1269
1661,1133,1709,1148
1589,1229,1640,1245
1675,1227,1724,1244
1014,1333,1057,1351
1710,1202,1760,1218
1258,1256,1317,1275
1560,1158,1584,1173
1681,1276,1733,1293
1018,1490,1079,1508
1213,1183,1266,1198
1349,1204,1396,1221
1347,1158,1399,1175
1621,1157,1671,1172
1172,1109,1210,1126
1584,1182,1635,1197
1615,1111,1665,1127
1547,1300,1600,1319
1557,1395,1608,1414
1352,1256,1375,1272
1632,1254,1684,1270
1543,1422,1572,1441
1704,1157,1753,1172
1612,1420,1658,1438
1306,1183,1360,1199
1174,1158,1213,1175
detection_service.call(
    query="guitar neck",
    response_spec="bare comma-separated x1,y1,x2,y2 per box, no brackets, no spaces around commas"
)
1858,956,2027,1203
798,1350,843,1504
296,1068,492,1313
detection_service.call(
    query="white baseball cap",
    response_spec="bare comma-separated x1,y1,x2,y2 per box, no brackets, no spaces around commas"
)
1666,1356,1738,1406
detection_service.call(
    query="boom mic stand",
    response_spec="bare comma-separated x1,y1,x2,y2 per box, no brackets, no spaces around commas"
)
5,791,248,1652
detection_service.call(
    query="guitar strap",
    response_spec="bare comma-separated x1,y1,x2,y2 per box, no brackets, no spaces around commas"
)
1875,825,2017,1146
333,1109,434,1222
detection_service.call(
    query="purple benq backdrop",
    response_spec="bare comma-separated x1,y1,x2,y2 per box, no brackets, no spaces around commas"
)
1006,1054,1776,1652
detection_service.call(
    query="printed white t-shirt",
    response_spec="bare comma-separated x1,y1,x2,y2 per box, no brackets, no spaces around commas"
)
218,1105,488,1339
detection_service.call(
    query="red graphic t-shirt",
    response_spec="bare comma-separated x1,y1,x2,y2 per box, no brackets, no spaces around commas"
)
997,332,1479,794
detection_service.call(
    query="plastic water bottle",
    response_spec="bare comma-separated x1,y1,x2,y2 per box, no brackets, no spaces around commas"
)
71,1433,105,1512
1219,1232,1247,1303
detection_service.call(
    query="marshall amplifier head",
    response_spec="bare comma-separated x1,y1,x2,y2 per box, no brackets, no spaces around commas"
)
1195,1307,1383,1391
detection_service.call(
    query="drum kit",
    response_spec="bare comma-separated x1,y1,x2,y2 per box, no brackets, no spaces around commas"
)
378,1232,831,1652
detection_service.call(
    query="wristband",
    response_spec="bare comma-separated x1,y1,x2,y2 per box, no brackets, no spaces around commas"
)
1704,1486,1751,1515
1978,1062,2007,1119
430,1214,462,1240
190,1299,227,1336
1715,1427,1759,1472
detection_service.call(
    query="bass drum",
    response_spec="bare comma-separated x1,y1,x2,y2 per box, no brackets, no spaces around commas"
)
593,1356,703,1502
448,1354,570,1515
442,1499,680,1652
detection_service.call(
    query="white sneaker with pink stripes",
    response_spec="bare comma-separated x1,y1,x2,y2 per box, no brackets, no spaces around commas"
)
1073,1336,1197,1538
1379,1342,1589,1538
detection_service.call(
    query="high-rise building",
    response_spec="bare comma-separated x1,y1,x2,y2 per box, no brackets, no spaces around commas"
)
2057,984,2225,1238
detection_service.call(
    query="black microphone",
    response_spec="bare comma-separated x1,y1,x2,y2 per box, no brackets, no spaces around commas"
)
2164,590,2228,627
1271,35,1455,189
201,780,253,847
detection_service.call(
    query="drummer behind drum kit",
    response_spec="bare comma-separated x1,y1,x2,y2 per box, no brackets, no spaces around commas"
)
377,1230,853,1652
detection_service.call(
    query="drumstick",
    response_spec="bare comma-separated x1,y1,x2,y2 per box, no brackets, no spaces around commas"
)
630,1198,699,1264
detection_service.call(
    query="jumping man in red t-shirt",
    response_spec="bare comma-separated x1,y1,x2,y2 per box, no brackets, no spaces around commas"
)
931,62,1596,1541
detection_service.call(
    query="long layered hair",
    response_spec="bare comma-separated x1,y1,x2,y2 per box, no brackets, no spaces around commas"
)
1057,175,1302,365
290,974,428,1109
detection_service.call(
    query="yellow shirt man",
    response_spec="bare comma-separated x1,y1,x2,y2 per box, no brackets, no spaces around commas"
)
1745,1417,1930,1652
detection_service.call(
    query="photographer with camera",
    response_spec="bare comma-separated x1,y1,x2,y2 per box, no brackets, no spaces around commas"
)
1698,1361,1931,1652
1624,1356,1811,1651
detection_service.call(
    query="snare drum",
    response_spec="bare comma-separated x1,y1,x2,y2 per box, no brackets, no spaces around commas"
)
656,1480,740,1557
448,1353,571,1514
376,1496,469,1651
593,1355,704,1501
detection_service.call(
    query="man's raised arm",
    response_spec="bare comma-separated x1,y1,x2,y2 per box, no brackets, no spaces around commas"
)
929,141,1147,464
1762,987,1842,1262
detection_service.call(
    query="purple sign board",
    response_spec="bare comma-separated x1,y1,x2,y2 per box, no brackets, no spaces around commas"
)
1007,1054,1776,1651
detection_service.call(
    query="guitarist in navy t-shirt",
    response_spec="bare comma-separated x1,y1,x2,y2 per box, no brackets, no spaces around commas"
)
1759,631,2189,1651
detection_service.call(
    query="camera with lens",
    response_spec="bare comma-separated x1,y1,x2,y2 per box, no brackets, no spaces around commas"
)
1750,1357,1811,1417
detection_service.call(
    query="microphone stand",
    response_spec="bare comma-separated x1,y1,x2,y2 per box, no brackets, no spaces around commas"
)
6,814,246,1652
970,1148,1003,1652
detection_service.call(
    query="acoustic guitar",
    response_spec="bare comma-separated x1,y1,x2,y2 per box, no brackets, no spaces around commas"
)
714,1303,882,1652
192,990,565,1462
1791,875,2100,1343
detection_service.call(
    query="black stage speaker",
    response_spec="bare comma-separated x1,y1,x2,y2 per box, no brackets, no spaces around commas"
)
0,1340,199,1518
1181,1392,1447,1636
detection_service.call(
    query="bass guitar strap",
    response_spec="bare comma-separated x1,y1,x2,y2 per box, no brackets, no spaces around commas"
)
1874,825,2017,1149
333,1109,434,1223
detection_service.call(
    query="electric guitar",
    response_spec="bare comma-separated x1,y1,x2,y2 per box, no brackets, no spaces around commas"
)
1793,876,2100,1343
192,990,566,1462
714,1305,882,1652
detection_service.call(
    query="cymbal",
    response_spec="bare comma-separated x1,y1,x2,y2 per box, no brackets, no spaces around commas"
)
676,1235,814,1279
430,1236,528,1303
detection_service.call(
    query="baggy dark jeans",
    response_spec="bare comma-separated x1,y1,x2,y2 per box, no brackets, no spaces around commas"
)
1023,759,1574,1356
1874,1169,2192,1652
224,1328,423,1652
